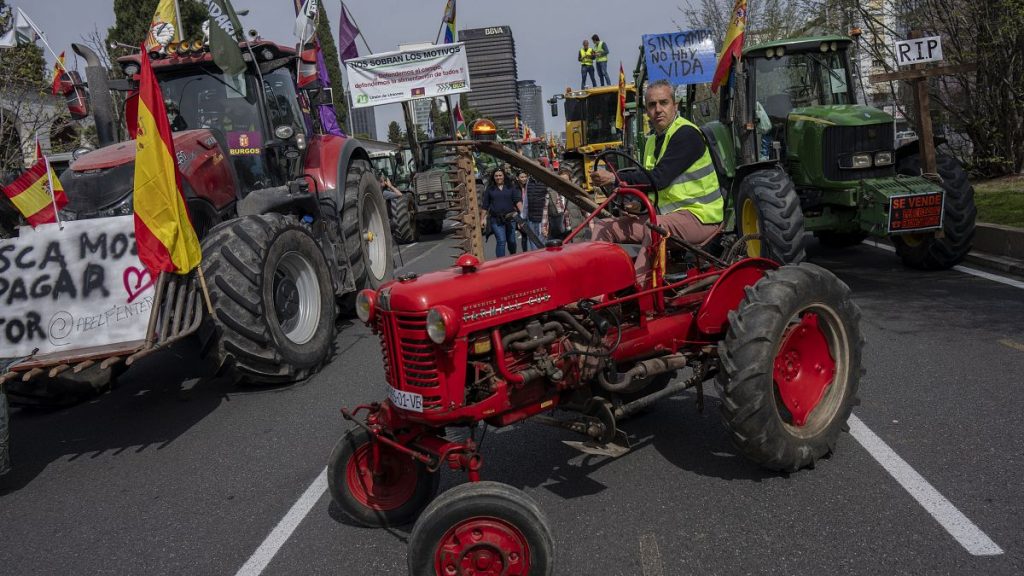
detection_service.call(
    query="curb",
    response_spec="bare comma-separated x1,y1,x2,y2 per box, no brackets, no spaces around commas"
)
969,223,1024,276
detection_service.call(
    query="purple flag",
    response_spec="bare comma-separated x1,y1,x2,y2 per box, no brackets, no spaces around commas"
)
316,47,344,135
338,3,359,62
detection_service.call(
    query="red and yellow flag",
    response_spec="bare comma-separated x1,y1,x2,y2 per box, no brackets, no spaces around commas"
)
50,51,65,96
711,0,747,93
615,62,626,130
133,50,201,275
144,0,181,53
0,143,68,227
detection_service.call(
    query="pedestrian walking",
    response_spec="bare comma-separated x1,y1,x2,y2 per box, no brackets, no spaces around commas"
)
592,34,611,86
579,39,597,89
516,171,547,250
481,168,521,258
543,183,570,242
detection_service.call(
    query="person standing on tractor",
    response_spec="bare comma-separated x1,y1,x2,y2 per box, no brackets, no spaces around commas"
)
592,34,611,86
579,39,597,89
590,79,724,286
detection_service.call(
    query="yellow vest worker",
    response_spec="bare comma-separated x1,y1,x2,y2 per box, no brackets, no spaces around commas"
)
578,40,596,89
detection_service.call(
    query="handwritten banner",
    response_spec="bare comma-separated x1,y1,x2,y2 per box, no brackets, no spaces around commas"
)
0,215,156,358
345,43,471,109
643,30,717,86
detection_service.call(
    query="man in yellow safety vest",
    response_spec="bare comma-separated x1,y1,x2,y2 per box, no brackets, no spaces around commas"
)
590,79,724,285
578,39,596,89
591,34,610,86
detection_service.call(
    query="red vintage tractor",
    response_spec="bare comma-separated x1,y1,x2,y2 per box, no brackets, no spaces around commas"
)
328,151,864,575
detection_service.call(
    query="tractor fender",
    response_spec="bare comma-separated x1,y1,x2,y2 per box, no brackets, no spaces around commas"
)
696,257,779,335
302,134,369,195
895,136,947,165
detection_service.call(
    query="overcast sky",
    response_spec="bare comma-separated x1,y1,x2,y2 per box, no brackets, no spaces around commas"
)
29,0,700,137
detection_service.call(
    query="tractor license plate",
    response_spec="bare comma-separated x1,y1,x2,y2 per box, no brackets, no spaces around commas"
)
387,385,424,413
888,192,944,233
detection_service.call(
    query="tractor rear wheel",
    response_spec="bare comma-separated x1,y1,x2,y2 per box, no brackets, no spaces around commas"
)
717,263,863,472
200,214,336,385
892,153,976,269
340,159,394,294
327,427,438,527
389,194,417,244
408,481,554,576
736,169,806,263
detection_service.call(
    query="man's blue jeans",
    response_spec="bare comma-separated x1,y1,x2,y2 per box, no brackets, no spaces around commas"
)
596,61,610,86
581,65,596,89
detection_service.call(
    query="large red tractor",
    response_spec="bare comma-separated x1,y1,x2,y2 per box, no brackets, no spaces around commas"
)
328,151,864,574
26,41,394,392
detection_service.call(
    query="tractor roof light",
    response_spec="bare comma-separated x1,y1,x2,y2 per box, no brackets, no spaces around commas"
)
471,119,498,141
123,63,140,77
426,306,459,345
355,289,376,324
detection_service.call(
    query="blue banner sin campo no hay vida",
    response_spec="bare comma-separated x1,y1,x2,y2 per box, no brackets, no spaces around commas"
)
643,30,717,86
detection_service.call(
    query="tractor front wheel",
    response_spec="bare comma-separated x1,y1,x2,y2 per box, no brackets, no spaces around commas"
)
327,427,438,527
736,169,806,264
200,214,336,385
892,153,976,269
408,481,554,576
341,159,394,292
717,263,863,472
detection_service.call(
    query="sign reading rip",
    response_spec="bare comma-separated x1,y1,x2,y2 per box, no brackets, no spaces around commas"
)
0,215,156,358
895,36,943,66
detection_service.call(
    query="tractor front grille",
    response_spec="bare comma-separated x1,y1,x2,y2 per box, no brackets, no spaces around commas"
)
822,124,895,182
375,310,443,410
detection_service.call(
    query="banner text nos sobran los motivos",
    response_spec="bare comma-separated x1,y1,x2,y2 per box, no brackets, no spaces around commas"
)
345,43,471,109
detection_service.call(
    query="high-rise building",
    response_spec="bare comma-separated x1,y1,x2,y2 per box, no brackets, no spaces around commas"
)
459,26,520,134
348,106,377,140
413,99,433,135
517,80,545,138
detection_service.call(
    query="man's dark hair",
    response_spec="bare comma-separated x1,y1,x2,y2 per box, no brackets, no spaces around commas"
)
591,34,600,42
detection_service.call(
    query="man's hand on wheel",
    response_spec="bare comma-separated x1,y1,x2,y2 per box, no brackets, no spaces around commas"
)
590,169,616,188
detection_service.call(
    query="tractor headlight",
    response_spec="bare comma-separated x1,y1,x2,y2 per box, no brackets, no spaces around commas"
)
840,153,873,169
355,289,376,324
433,192,443,200
426,306,458,345
874,151,894,166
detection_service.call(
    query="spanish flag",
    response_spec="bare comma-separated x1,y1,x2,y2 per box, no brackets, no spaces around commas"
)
133,50,201,275
615,62,626,130
1,142,68,227
711,0,747,93
50,51,65,96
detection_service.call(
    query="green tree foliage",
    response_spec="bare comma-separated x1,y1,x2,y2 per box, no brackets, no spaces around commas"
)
105,0,207,63
313,1,348,131
387,120,404,144
0,1,45,88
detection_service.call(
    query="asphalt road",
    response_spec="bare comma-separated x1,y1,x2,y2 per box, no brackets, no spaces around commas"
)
2,233,1023,576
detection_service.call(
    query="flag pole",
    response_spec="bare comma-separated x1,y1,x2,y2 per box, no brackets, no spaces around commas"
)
18,8,67,74
173,0,183,42
37,138,63,230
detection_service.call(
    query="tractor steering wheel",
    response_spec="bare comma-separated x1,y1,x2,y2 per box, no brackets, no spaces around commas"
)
593,150,659,217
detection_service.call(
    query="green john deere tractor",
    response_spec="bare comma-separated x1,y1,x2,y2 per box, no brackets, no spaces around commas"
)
636,34,975,269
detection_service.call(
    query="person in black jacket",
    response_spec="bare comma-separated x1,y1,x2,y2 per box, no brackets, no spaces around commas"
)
515,171,548,250
481,168,521,257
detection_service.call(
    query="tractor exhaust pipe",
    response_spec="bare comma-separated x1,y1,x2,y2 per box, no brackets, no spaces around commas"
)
598,353,688,393
71,43,118,147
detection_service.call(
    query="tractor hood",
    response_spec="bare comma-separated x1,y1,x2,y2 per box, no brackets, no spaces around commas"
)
379,242,636,328
790,105,893,127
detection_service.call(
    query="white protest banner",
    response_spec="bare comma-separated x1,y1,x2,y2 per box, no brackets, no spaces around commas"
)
346,43,471,109
0,215,157,358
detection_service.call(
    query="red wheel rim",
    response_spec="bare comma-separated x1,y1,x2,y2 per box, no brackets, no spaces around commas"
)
773,312,836,426
345,442,418,511
434,516,531,576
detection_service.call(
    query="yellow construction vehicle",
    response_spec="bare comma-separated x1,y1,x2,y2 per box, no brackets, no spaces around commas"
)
548,83,637,193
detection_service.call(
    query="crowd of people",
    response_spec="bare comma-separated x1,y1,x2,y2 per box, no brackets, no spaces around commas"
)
578,33,611,89
481,165,573,258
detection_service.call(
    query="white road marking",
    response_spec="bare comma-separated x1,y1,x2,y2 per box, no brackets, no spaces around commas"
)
848,415,1004,556
399,239,448,270
862,240,1024,290
638,533,664,576
235,468,328,576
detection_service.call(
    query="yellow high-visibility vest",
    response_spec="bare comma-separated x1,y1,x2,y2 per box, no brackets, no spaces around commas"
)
579,48,594,66
642,116,723,224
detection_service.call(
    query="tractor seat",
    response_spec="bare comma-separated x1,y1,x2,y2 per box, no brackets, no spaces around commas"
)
700,125,727,180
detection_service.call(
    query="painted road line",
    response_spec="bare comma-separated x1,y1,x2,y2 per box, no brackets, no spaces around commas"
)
235,468,328,576
638,533,665,576
399,239,448,270
848,415,1004,556
998,338,1024,353
863,240,1024,290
